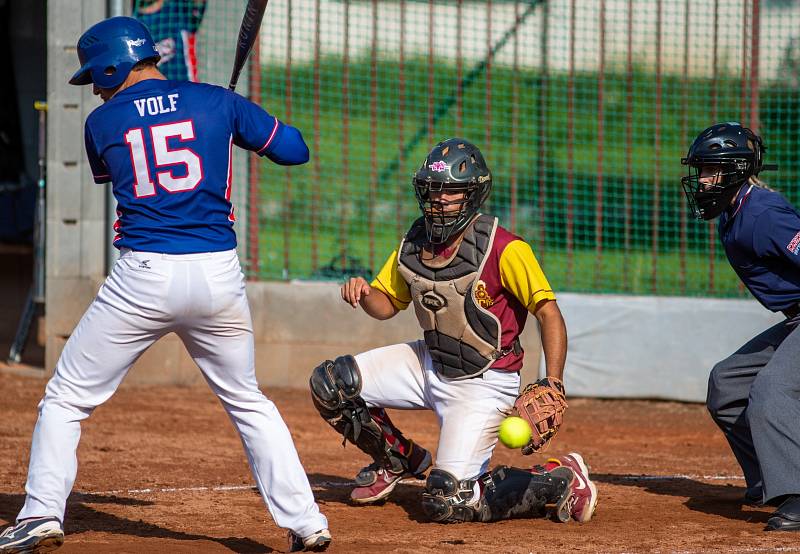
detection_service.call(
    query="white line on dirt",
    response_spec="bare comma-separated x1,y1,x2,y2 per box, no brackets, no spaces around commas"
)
669,546,800,554
85,484,257,496
612,474,744,481
86,480,353,496
80,474,743,498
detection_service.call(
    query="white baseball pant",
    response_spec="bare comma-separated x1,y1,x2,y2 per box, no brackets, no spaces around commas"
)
17,248,327,537
355,340,520,480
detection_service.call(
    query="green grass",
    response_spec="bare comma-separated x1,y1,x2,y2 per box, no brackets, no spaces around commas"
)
252,215,746,298
247,58,799,298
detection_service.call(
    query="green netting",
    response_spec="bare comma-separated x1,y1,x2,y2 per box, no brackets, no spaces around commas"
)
133,0,800,297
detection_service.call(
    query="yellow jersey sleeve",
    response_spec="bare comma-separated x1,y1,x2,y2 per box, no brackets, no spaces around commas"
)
370,250,412,310
499,240,556,313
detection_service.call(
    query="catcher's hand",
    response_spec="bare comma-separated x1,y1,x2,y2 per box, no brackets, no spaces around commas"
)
514,376,567,455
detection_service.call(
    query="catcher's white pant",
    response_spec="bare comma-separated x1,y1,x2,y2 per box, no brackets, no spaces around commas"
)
355,340,520,480
17,248,327,538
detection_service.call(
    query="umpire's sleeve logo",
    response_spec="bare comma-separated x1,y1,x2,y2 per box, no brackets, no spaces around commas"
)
787,231,800,255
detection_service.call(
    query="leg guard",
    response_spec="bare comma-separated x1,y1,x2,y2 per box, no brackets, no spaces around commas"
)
309,355,420,475
421,466,573,523
484,465,573,523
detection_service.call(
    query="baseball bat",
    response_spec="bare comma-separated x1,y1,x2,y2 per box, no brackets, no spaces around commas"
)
228,0,270,92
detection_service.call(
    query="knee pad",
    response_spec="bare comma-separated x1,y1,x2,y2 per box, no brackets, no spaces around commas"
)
309,355,402,471
421,469,490,523
309,355,371,435
310,355,362,416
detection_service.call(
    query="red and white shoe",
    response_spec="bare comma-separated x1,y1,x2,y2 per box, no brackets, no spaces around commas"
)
550,453,598,522
350,444,432,504
531,452,598,523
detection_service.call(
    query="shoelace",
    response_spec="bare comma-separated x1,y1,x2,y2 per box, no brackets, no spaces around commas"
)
565,494,579,517
378,467,407,478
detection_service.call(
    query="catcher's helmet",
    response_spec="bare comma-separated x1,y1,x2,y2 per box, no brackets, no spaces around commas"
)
680,122,774,220
69,17,160,89
413,138,492,244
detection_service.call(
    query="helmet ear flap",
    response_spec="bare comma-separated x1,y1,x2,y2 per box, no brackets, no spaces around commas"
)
90,60,137,90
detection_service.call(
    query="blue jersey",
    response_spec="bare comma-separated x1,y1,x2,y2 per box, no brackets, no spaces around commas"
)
134,1,206,81
84,78,308,254
719,184,800,312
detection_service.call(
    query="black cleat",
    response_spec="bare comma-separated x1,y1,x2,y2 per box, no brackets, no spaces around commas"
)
766,496,800,531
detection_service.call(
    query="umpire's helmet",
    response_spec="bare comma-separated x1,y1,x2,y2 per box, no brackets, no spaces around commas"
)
413,138,492,244
69,17,160,89
680,122,773,220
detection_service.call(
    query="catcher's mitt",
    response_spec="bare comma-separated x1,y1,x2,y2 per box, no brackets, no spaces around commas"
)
514,376,567,455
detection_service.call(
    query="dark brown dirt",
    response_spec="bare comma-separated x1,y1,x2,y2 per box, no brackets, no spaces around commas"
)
1,372,796,553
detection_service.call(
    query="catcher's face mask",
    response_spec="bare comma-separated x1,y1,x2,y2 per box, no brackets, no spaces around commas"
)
413,180,479,243
413,138,492,244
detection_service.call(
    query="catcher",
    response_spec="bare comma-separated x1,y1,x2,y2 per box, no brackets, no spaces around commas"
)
309,138,598,523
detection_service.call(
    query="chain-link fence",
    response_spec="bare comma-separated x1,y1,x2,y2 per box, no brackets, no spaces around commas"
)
133,0,800,296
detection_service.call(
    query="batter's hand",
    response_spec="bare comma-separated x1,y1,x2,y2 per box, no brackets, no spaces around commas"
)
341,277,371,308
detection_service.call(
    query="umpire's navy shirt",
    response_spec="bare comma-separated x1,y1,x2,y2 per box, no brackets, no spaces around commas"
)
719,183,800,312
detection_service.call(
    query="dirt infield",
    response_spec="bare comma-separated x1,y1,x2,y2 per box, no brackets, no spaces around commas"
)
0,372,796,553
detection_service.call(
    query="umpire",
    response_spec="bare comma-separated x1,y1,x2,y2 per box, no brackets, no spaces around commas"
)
682,122,800,531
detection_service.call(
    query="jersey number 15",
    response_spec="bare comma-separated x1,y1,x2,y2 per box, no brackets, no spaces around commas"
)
124,120,203,198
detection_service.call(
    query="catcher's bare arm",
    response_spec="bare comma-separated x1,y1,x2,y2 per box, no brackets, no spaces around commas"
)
341,276,400,320
533,299,567,381
512,298,568,455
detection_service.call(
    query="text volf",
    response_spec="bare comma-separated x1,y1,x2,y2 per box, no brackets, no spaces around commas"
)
133,94,179,117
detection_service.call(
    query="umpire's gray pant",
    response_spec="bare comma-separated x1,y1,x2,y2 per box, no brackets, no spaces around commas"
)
707,319,800,504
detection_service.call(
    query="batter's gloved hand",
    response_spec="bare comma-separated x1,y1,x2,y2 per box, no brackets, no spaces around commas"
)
514,376,568,455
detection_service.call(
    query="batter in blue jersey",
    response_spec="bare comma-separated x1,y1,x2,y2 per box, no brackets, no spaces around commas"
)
0,17,332,554
85,78,305,253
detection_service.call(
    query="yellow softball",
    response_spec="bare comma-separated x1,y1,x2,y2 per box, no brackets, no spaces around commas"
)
498,416,532,448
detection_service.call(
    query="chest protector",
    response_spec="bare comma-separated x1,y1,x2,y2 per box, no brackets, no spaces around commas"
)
397,214,509,380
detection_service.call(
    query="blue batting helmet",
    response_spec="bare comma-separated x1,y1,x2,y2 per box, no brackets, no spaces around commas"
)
69,16,160,89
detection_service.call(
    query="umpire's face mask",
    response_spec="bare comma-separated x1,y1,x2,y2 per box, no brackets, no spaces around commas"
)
681,163,745,220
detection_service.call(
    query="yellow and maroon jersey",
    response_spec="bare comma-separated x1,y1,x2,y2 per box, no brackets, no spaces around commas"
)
371,225,555,371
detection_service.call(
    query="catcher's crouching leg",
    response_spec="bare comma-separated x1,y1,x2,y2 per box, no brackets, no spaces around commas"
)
421,466,573,523
309,355,426,477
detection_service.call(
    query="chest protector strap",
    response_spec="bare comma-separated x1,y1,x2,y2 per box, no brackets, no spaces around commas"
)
397,214,507,380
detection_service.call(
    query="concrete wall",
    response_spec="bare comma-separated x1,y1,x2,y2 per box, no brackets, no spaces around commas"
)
555,292,782,403
122,280,545,390
25,260,782,403
101,279,786,403
44,1,109,372
40,277,782,402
